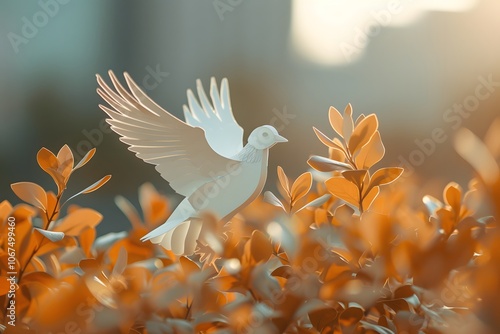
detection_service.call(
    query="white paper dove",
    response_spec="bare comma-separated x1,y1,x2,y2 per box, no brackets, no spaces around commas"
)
96,71,287,254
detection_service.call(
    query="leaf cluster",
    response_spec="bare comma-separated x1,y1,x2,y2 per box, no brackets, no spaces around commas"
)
1,109,500,334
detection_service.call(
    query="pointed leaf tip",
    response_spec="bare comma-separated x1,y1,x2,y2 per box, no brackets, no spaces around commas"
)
348,114,378,154
263,191,286,211
291,172,312,205
37,147,66,193
444,182,462,213
313,127,343,150
370,167,403,187
57,145,75,180
277,166,290,195
308,155,353,172
294,194,331,214
37,147,58,171
328,106,344,138
64,175,112,204
74,148,96,170
364,167,403,198
82,175,112,194
342,104,354,142
355,130,385,169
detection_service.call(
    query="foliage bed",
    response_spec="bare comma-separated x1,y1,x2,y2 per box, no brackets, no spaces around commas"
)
1,105,500,333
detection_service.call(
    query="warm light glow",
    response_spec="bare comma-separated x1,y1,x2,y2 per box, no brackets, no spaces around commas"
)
224,258,241,274
290,0,478,66
266,221,283,240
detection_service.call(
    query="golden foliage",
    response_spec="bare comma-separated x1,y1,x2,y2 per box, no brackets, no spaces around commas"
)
1,108,500,333
308,105,402,213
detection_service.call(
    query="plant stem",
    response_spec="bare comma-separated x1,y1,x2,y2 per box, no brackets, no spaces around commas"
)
185,297,193,320
44,194,61,229
3,195,58,320
358,184,364,214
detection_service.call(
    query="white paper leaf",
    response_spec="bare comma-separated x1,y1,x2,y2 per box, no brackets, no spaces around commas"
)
263,191,285,211
308,155,353,172
294,194,331,213
34,228,65,242
94,231,127,251
112,247,128,276
59,247,86,264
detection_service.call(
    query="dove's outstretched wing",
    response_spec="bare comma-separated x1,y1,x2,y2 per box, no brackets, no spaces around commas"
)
97,71,241,197
183,78,244,158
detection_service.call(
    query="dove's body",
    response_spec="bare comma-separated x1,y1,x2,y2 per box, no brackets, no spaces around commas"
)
143,144,268,253
97,72,286,254
190,144,268,221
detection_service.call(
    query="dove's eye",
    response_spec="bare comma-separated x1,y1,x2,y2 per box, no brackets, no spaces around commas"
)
262,132,269,138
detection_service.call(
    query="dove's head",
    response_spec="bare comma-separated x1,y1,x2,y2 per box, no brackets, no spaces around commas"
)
248,125,288,149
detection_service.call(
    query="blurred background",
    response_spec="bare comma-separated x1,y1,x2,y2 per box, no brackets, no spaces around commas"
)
1,0,499,234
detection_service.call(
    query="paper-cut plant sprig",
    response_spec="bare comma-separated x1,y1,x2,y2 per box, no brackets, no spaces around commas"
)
11,145,110,228
9,145,110,275
264,166,330,215
308,104,403,213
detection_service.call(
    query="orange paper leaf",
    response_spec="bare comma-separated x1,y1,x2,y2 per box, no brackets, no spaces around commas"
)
367,167,403,192
53,208,102,236
444,182,462,214
326,177,360,208
342,104,354,142
355,131,385,169
313,127,344,151
291,172,312,205
65,175,112,203
73,148,96,170
348,114,378,155
362,186,379,212
328,106,344,137
249,230,273,263
11,182,48,211
341,170,368,189
277,166,290,196
56,144,74,182
37,148,65,193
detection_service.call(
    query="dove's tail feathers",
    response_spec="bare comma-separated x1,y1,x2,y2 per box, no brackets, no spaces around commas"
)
140,198,196,242
149,219,203,255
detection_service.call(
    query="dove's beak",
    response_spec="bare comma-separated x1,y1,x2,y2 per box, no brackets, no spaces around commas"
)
274,134,288,143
